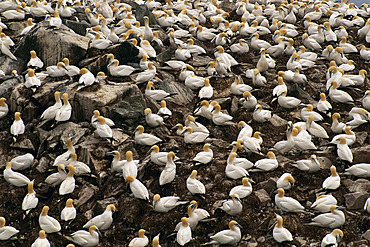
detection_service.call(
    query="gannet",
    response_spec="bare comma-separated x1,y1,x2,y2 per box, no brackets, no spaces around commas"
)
94,116,113,140
10,112,25,140
364,198,370,213
317,93,332,117
293,155,321,172
125,176,149,201
229,177,252,199
215,46,238,69
331,126,355,145
275,188,305,213
40,91,62,123
274,130,295,154
250,151,278,172
59,165,75,195
253,104,271,122
184,39,206,55
120,151,137,179
175,44,191,61
359,45,370,62
70,225,99,247
321,229,343,247
153,194,187,213
220,194,242,216
226,152,249,179
292,126,317,150
237,121,253,140
184,127,208,144
157,100,172,117
1,5,25,21
194,100,213,120
199,78,213,99
145,81,172,101
186,170,206,195
276,173,295,190
66,152,90,176
61,199,76,221
22,181,38,214
322,166,341,190
136,62,156,84
76,68,95,90
298,46,317,61
0,97,8,119
272,77,287,98
215,57,229,76
278,91,301,109
25,69,41,91
336,137,353,163
196,25,216,41
21,18,35,36
302,33,321,51
343,163,370,177
230,39,249,54
179,65,195,81
207,220,241,245
309,205,345,228
54,93,71,123
53,138,75,166
306,115,329,138
159,151,176,186
45,164,67,186
185,74,206,90
129,229,149,247
273,215,293,243
46,62,68,77
61,58,79,77
0,217,19,240
311,194,338,213
251,33,271,50
228,140,254,170
91,33,112,49
4,162,30,187
91,110,114,129
252,69,267,87
9,153,33,171
39,206,61,233
144,108,163,127
231,75,252,96
212,104,233,126
27,50,43,69
177,217,192,246
301,104,323,122
152,234,160,247
346,107,369,128
134,125,162,146
31,230,50,247
193,143,213,165
83,204,116,230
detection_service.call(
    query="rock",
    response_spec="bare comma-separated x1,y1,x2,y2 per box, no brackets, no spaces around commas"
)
254,189,271,206
63,19,90,36
35,156,49,173
10,138,35,151
133,4,157,25
295,237,307,246
258,178,277,193
0,77,23,99
74,184,99,208
73,82,146,127
269,114,288,127
157,47,175,64
317,156,333,170
362,230,370,242
0,56,25,75
344,192,369,209
342,178,370,194
355,132,368,146
14,24,90,67
257,236,265,243
158,75,195,105
352,145,370,163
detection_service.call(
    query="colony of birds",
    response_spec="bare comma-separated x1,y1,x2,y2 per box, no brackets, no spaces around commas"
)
0,0,370,246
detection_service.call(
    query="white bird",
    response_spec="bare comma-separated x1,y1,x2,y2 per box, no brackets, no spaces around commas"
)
78,68,95,90
199,78,213,99
46,62,68,77
9,153,33,171
186,170,206,195
4,162,30,187
61,199,76,221
175,44,191,61
95,116,113,140
253,104,271,123
208,220,241,245
49,91,69,122
292,155,321,172
59,165,75,195
317,93,332,117
159,152,176,186
152,194,187,213
301,104,323,121
25,69,41,91
144,81,171,101
364,198,370,213
322,166,341,190
309,205,345,228
22,181,38,214
184,127,209,144
134,125,162,146
220,194,242,216
125,176,149,201
278,91,301,109
129,229,149,247
321,229,343,247
275,188,305,213
31,230,50,247
27,50,43,69
107,59,135,77
231,75,252,96
0,97,8,119
311,194,338,213
226,152,249,179
62,58,79,77
45,164,67,186
144,108,163,127
10,112,25,140
212,104,233,126
177,217,192,246
239,91,257,110
70,225,99,247
343,163,370,178
273,77,288,97
91,110,114,129
40,91,62,124
83,204,116,230
273,215,293,243
230,39,249,54
91,33,112,49
67,152,91,176
328,81,353,103
157,100,172,117
331,113,346,134
135,62,156,84
229,177,252,199
250,152,278,172
276,173,295,190
331,126,355,146
193,143,213,165
336,137,353,163
152,234,161,247
306,115,329,139
0,217,19,240
39,206,61,233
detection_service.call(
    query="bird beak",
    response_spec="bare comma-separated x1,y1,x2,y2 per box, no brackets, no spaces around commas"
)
107,151,115,156
62,65,69,71
146,148,153,155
